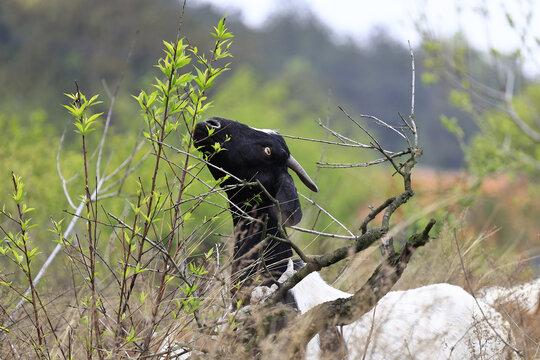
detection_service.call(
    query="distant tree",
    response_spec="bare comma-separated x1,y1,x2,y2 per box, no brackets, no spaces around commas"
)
419,3,540,177
0,0,222,124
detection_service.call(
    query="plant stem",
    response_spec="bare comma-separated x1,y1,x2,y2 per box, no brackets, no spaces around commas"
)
11,173,44,357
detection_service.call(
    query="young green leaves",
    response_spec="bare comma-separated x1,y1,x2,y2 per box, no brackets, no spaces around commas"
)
134,16,234,145
64,92,103,135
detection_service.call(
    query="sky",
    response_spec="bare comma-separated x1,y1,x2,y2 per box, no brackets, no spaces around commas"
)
199,0,540,75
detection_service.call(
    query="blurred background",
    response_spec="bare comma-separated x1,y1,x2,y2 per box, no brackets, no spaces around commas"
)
0,0,538,281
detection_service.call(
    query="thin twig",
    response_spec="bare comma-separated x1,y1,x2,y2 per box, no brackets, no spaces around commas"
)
56,125,78,210
299,193,354,237
289,226,357,240
317,149,410,168
280,134,371,148
317,120,367,146
358,113,406,139
408,41,418,146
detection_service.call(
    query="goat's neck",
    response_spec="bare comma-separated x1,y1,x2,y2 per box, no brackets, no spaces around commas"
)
228,196,293,293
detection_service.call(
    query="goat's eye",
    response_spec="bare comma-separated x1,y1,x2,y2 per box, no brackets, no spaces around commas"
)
264,147,271,156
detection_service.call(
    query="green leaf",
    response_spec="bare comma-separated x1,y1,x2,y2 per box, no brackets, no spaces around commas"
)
86,112,103,124
163,40,175,56
421,72,438,85
134,262,147,274
440,115,464,140
64,92,77,101
175,56,191,69
22,205,34,214
175,73,195,87
136,291,148,304
87,94,102,106
448,90,473,113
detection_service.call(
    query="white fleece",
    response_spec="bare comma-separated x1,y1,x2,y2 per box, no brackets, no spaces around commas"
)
289,267,517,360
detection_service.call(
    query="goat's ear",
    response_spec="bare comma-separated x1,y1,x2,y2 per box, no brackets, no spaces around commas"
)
275,172,302,227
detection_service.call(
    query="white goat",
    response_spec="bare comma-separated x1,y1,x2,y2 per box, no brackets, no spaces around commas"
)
161,268,537,359
478,277,540,315
281,261,531,360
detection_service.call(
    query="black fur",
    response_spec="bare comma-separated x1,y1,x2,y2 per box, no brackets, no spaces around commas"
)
193,117,305,296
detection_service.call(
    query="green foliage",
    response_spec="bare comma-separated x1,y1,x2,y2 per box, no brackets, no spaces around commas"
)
421,71,439,85
0,16,236,358
0,173,48,353
134,29,232,144
64,92,103,135
448,90,473,113
436,83,540,177
440,115,464,142
0,174,39,272
0,112,69,258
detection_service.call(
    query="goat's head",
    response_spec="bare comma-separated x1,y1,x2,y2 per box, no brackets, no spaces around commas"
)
193,117,318,293
193,117,318,226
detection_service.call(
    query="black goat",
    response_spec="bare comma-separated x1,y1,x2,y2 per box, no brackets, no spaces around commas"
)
193,117,317,299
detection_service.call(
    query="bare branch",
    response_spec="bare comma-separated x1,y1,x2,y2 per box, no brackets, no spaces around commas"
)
266,227,386,305
280,133,371,148
56,126,78,210
358,113,406,140
317,119,370,147
268,235,310,264
505,99,540,143
263,48,424,311
298,193,354,237
264,220,435,358
359,197,394,234
317,149,410,169
289,226,357,240
408,41,418,146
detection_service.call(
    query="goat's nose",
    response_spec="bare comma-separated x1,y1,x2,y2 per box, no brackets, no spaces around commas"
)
205,118,221,129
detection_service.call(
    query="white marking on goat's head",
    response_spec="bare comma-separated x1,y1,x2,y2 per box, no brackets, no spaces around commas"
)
249,126,279,135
